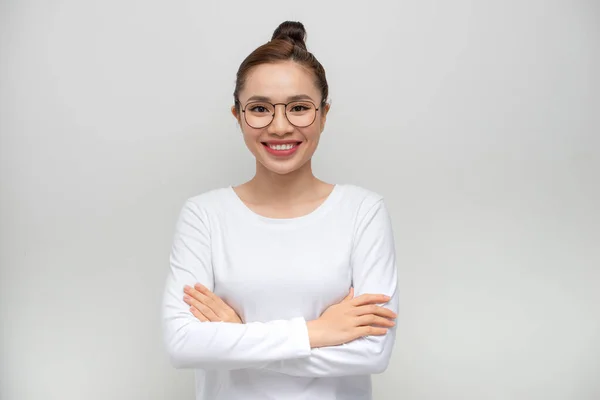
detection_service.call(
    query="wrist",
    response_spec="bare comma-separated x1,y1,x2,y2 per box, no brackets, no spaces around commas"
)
306,319,324,349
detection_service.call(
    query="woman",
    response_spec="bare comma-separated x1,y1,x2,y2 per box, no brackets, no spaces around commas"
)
162,21,399,400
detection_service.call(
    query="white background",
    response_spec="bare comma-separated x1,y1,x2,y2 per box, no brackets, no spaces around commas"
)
1,1,598,399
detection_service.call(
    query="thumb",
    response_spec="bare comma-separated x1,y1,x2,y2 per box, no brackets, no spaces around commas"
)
343,287,354,302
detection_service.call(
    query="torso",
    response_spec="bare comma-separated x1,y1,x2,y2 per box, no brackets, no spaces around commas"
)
187,183,383,399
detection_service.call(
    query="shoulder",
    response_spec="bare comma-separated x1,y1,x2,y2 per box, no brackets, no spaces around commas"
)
177,186,233,221
338,184,394,241
338,183,385,215
185,186,231,208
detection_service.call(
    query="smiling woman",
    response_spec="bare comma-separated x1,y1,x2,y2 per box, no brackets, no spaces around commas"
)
161,21,399,400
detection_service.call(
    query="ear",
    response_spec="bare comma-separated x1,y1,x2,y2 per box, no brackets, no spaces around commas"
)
231,105,240,121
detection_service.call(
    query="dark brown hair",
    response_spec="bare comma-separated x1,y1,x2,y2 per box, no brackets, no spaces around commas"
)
233,21,329,113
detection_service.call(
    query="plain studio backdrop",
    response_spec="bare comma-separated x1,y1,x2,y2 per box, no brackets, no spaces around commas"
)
1,1,598,399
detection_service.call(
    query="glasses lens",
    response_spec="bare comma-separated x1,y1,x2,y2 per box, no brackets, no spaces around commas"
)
245,102,274,128
286,101,316,127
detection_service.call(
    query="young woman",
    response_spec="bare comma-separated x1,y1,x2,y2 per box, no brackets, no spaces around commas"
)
162,21,399,400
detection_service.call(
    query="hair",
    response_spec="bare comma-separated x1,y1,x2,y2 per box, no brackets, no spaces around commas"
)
233,21,329,113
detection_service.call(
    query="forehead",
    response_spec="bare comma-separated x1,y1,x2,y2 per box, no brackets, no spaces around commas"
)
240,61,320,103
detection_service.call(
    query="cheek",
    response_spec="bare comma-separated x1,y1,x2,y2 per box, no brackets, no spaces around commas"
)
300,126,322,142
243,133,259,148
241,130,266,156
241,125,262,141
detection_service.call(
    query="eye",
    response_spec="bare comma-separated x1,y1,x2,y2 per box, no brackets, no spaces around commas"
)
249,105,270,113
288,103,313,113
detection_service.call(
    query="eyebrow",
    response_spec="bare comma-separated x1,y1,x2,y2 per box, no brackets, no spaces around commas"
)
246,94,316,103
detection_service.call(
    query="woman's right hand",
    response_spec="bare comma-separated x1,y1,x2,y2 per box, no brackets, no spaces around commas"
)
306,287,397,348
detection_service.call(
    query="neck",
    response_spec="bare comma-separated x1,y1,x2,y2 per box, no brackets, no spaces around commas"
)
248,159,322,203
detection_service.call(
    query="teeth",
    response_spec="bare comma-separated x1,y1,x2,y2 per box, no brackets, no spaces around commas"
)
268,143,297,150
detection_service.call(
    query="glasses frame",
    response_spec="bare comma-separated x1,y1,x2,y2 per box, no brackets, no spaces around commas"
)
241,100,321,129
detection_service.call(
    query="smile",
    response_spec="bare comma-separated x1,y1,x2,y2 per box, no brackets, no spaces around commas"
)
261,141,302,156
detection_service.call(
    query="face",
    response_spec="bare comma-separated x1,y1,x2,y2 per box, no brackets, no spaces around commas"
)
232,61,330,176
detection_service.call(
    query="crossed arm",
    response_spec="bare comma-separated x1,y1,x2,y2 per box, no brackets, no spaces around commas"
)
162,199,398,377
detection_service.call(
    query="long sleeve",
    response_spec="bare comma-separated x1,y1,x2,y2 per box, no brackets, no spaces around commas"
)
261,199,399,377
162,200,312,370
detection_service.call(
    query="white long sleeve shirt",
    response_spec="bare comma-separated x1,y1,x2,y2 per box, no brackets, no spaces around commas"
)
162,183,399,400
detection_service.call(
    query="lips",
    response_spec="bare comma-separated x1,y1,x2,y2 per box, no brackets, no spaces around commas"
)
261,141,302,156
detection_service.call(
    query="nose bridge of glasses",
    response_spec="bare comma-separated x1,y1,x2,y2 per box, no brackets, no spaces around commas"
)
271,103,293,126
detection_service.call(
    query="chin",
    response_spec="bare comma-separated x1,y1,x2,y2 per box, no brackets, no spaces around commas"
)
259,160,303,176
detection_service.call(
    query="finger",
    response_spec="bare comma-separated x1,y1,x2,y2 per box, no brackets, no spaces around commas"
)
184,285,209,303
357,326,388,338
350,293,391,307
195,283,229,310
194,283,233,318
356,314,396,328
186,285,216,307
342,287,354,302
183,294,220,321
354,304,397,319
189,306,208,322
185,285,221,315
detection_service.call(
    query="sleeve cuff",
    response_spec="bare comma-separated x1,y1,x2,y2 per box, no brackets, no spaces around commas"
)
288,317,312,358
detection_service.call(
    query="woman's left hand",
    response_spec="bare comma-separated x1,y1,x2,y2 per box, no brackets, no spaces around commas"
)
183,283,243,323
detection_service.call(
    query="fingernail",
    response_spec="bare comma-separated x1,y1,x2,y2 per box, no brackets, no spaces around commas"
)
183,295,190,301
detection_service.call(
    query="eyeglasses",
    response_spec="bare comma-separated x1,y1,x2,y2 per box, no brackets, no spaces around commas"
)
241,100,320,129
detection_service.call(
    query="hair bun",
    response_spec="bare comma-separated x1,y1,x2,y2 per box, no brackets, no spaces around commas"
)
271,21,307,50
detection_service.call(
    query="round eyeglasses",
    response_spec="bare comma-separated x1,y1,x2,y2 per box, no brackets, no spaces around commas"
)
241,100,320,129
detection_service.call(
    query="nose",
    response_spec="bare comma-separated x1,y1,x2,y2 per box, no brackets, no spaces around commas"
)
267,104,294,136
